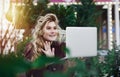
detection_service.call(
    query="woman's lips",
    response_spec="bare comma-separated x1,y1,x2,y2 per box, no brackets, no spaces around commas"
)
49,35,56,37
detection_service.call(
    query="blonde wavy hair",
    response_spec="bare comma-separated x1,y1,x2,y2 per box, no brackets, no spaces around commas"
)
31,13,61,60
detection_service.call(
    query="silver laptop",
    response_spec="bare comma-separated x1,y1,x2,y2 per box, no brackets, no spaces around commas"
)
66,27,97,58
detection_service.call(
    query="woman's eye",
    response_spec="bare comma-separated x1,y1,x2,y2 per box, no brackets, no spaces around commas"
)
54,27,57,30
46,27,51,30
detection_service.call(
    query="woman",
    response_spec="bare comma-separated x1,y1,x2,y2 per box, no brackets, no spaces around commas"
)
24,13,66,77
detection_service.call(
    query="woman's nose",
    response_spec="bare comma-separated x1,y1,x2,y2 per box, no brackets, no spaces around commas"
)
50,29,56,34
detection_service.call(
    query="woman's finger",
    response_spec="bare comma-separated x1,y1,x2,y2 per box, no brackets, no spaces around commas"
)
41,49,45,53
44,42,47,50
44,41,51,50
52,48,55,53
47,42,51,49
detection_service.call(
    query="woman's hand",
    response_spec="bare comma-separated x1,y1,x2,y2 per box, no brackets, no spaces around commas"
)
42,41,55,57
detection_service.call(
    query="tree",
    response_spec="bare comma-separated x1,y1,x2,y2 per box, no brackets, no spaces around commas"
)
74,0,102,27
45,4,76,30
6,0,49,36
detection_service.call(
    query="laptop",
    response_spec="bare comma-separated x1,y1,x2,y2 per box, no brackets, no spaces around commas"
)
65,27,97,58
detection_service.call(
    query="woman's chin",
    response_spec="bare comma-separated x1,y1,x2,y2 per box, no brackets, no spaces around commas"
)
48,37,57,41
43,37,57,41
44,38,56,42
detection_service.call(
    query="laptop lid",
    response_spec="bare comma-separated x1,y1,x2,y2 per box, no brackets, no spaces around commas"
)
66,27,97,58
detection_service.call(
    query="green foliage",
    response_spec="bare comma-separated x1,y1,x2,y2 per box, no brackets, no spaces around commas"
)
62,46,119,77
0,53,31,77
0,38,62,77
0,52,60,77
44,58,98,77
46,4,76,29
93,49,116,77
0,37,32,77
32,55,61,69
45,72,67,77
44,0,102,29
66,58,92,77
25,0,49,26
16,37,32,56
0,39,119,77
66,58,98,77
74,0,102,27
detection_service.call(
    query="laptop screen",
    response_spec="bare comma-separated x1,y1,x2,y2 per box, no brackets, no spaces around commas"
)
66,27,97,58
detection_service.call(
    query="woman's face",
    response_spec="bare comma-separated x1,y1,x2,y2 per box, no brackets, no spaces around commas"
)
42,21,59,42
